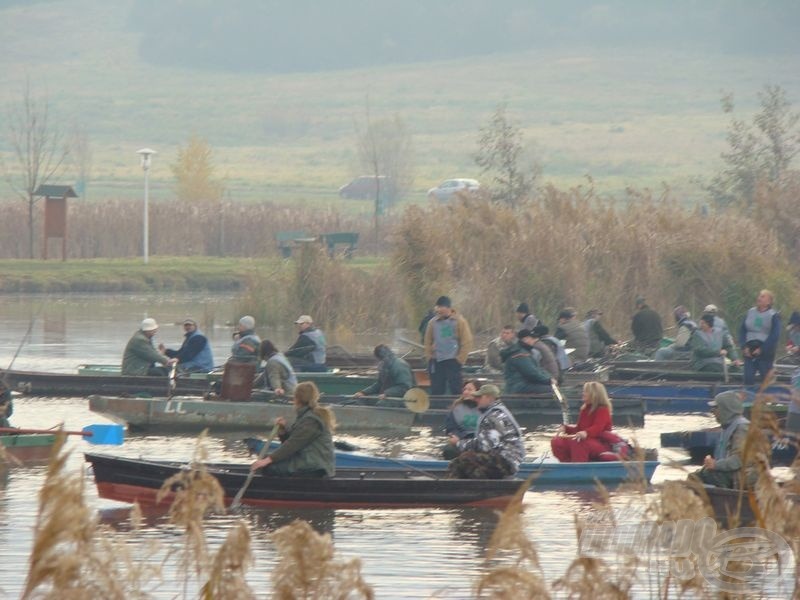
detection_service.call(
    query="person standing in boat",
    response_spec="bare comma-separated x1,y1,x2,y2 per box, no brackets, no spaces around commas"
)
159,318,214,373
515,302,540,332
690,391,756,489
583,309,619,359
121,318,176,376
555,307,590,363
688,313,740,373
353,344,414,399
739,289,782,385
250,381,335,478
484,325,516,373
441,379,481,459
257,340,298,397
500,329,554,394
447,384,525,479
630,297,663,356
286,315,328,372
230,315,261,363
551,382,616,462
423,296,473,395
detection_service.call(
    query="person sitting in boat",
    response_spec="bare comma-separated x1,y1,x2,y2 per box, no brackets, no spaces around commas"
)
250,381,335,478
515,302,540,332
447,384,525,479
121,318,177,376
500,330,555,394
690,391,756,489
0,381,12,428
158,318,214,373
688,313,740,373
353,344,414,400
484,325,515,373
257,339,297,397
286,315,328,372
784,310,800,365
739,289,782,385
441,379,481,460
583,309,619,359
654,306,696,361
551,382,620,462
532,324,571,373
230,315,261,363
703,304,732,342
630,296,663,356
555,307,590,363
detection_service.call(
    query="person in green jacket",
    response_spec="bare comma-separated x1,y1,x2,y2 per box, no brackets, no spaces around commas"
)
121,318,176,376
354,344,415,399
688,313,740,373
501,330,555,394
250,381,335,477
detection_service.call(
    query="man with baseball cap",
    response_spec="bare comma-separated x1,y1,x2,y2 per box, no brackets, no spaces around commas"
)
121,317,176,376
446,384,525,479
159,318,215,373
286,315,327,372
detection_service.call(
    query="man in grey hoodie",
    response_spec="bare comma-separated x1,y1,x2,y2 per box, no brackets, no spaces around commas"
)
692,390,755,489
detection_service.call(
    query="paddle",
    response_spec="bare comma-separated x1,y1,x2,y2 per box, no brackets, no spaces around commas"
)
0,424,124,445
403,387,430,413
231,422,280,510
551,380,570,426
167,361,177,398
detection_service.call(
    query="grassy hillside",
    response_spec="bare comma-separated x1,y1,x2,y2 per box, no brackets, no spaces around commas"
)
1,0,799,207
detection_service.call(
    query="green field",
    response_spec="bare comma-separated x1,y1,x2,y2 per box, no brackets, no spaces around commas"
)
1,0,799,206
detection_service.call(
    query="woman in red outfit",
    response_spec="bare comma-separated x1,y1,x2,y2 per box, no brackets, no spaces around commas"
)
551,381,614,462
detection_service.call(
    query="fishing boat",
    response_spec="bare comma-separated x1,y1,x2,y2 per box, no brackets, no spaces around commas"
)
88,393,416,433
609,358,796,384
661,428,798,466
242,438,660,486
699,484,799,528
0,431,56,463
84,452,523,509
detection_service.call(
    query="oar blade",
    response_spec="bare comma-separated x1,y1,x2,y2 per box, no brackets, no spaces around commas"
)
82,424,125,445
403,387,430,413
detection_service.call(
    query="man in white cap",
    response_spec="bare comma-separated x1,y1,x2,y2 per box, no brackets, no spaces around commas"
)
286,315,327,372
703,304,731,342
230,315,261,363
121,318,176,376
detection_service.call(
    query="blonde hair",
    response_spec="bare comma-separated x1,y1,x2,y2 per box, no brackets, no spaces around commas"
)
759,289,774,306
294,381,336,431
582,381,613,414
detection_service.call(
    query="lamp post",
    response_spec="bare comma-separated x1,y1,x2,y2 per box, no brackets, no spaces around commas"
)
136,148,157,264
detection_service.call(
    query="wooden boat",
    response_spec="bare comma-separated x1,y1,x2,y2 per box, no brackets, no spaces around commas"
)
700,484,799,528
243,438,660,486
661,428,798,466
609,359,794,384
84,452,523,509
88,393,416,433
0,432,57,463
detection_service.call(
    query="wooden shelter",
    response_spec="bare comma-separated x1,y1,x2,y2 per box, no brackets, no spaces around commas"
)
34,184,78,260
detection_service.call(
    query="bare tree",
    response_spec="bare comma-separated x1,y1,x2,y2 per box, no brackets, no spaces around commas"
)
474,103,539,208
4,81,70,259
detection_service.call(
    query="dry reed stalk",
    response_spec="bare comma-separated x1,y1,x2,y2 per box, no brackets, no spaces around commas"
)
270,519,373,600
200,521,255,600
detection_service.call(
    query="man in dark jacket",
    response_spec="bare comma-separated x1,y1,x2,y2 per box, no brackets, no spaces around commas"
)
630,297,663,356
501,330,554,394
354,344,415,399
159,318,215,373
286,314,327,372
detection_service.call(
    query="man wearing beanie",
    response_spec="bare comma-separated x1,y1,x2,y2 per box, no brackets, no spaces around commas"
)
515,302,540,332
122,317,176,376
230,315,261,362
423,296,473,395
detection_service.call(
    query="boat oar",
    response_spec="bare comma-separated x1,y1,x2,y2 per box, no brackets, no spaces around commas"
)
231,422,280,510
551,380,570,426
167,361,177,398
403,387,430,413
0,424,124,445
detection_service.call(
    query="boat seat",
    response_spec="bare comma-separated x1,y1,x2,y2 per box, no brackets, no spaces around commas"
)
220,361,256,402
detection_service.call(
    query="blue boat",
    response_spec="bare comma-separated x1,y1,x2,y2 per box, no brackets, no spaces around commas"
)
243,438,659,486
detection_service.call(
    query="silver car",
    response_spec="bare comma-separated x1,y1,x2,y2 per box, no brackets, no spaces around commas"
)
427,178,480,201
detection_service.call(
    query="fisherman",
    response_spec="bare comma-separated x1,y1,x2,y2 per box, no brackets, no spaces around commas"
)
703,304,731,341
484,325,516,372
500,329,554,394
583,309,619,358
159,318,214,373
690,391,756,489
784,311,800,365
423,296,473,395
121,318,176,376
739,289,781,385
353,344,414,399
630,297,663,356
446,384,525,479
286,315,327,372
688,313,739,373
555,307,590,362
515,302,540,331
230,315,261,363
258,339,298,396
654,306,696,361
526,327,560,382
532,324,571,373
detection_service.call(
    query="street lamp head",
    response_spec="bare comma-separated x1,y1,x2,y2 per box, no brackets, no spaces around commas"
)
136,148,157,171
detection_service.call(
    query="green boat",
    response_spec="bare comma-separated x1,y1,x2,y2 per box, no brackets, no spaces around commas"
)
0,431,56,464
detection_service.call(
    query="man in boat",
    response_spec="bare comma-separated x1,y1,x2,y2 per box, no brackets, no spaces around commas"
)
532,324,571,374
583,309,619,359
654,306,696,361
257,339,298,396
691,391,756,489
515,302,540,332
230,315,261,363
703,304,732,341
739,289,781,385
630,297,663,356
121,318,177,376
500,329,555,394
158,318,214,373
527,327,560,382
353,344,414,399
285,315,327,372
688,313,740,373
784,310,800,365
423,296,473,395
250,382,335,478
555,307,590,363
447,384,525,479
484,325,516,372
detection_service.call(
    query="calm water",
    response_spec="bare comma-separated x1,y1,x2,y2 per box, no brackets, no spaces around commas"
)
0,293,785,598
